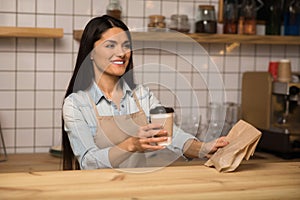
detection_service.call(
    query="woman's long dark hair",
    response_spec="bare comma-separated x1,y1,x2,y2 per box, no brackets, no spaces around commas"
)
62,15,136,170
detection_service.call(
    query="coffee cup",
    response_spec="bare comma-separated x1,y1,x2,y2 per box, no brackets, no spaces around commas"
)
150,106,174,146
277,59,292,82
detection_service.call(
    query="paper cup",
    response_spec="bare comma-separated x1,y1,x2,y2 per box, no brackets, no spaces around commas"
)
150,106,174,146
277,59,292,82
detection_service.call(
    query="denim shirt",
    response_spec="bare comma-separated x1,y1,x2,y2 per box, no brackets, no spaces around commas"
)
63,81,196,169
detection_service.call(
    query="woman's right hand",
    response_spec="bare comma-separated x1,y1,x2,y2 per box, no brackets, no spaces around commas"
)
122,123,168,153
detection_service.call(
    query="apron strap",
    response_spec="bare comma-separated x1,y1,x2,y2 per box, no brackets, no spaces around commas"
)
132,92,144,112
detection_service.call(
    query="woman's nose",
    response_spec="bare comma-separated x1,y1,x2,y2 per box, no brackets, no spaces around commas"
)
115,45,126,57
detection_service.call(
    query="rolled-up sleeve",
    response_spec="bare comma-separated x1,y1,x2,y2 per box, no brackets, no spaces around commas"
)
63,93,112,169
169,125,197,157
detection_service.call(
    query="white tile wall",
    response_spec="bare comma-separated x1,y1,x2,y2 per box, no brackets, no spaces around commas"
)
17,39,34,51
55,0,73,15
0,0,299,153
74,0,92,15
0,13,16,26
0,92,15,109
37,0,55,14
37,15,54,27
17,14,36,27
16,129,34,147
17,0,36,13
0,0,16,12
17,91,34,109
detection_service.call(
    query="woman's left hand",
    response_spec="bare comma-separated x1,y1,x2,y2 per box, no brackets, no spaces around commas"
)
200,136,229,158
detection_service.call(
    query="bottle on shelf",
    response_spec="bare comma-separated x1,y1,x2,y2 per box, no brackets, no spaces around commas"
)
106,0,122,20
223,0,239,34
238,0,257,35
284,0,300,35
265,0,283,35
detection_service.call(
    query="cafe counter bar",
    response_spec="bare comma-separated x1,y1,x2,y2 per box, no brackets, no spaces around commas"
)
0,161,299,199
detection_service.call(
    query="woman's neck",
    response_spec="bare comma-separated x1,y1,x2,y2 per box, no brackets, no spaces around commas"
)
96,74,122,101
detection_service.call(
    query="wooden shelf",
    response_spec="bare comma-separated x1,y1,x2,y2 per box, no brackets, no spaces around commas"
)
73,29,300,45
0,26,63,38
187,33,300,45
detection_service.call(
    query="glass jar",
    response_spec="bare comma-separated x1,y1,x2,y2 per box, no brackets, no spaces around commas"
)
148,15,166,31
223,0,238,34
106,0,122,20
195,5,217,34
169,14,190,33
238,0,257,35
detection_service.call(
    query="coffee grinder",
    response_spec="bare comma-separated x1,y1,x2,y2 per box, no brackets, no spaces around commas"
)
242,72,300,158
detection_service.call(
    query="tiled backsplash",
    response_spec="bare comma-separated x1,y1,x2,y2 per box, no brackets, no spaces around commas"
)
0,0,299,153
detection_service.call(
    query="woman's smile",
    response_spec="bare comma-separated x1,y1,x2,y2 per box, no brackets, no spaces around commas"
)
111,59,126,65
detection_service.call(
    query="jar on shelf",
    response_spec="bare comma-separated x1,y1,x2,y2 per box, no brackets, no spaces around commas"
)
238,0,257,35
106,0,122,20
223,0,239,34
148,15,166,31
195,5,217,34
169,14,190,33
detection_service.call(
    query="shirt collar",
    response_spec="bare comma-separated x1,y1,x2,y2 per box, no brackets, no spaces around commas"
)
87,80,133,105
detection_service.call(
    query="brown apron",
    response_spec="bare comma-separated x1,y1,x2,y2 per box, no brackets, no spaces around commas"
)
89,92,148,168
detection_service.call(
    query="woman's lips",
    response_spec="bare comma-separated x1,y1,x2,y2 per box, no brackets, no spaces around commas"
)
112,60,125,65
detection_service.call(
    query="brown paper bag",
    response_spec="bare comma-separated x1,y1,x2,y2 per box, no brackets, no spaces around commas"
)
204,120,262,172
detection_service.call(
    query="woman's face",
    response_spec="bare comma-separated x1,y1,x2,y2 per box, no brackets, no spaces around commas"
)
91,27,131,79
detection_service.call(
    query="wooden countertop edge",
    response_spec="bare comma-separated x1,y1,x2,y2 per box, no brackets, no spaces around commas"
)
1,152,299,173
0,161,299,200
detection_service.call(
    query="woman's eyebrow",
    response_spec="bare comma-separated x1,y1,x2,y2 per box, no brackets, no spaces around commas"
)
104,40,117,44
104,39,130,44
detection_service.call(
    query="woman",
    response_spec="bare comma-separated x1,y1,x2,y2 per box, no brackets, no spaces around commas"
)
62,15,228,170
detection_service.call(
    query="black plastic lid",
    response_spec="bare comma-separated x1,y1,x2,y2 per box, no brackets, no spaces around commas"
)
150,106,174,114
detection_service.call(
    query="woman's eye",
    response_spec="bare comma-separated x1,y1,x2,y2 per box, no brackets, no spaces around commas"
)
124,44,131,49
105,44,115,48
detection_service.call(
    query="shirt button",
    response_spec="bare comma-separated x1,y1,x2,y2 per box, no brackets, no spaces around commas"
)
121,104,124,108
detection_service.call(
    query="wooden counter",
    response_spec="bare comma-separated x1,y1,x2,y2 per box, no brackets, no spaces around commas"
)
0,151,298,173
0,162,299,199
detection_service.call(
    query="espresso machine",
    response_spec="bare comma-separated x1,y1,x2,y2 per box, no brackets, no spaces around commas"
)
242,72,300,158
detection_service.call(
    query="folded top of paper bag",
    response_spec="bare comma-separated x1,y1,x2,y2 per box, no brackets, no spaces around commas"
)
204,120,262,172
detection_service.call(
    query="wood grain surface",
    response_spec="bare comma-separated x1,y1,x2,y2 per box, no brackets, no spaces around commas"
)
73,30,300,45
0,162,299,199
0,27,63,38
